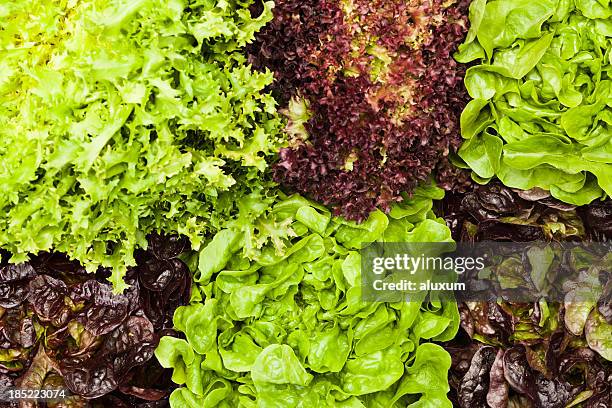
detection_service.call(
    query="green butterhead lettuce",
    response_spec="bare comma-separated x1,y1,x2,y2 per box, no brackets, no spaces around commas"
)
156,185,460,407
0,0,281,291
456,0,612,205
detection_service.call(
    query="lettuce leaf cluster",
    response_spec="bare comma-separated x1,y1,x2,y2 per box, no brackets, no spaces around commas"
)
439,183,612,407
456,0,612,206
247,0,471,220
0,0,282,291
156,186,461,407
0,234,191,405
440,182,612,242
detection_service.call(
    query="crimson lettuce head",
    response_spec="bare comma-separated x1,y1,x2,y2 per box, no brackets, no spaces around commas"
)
439,184,612,408
247,0,471,221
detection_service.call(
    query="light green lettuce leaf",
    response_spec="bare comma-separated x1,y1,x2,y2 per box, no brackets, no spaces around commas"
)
156,191,458,407
457,0,612,205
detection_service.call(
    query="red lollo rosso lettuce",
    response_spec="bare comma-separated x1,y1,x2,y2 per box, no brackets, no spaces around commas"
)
437,184,612,408
247,0,471,221
0,234,191,407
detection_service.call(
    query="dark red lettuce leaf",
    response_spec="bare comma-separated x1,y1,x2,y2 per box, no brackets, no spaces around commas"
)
61,354,119,399
138,259,178,293
61,317,156,399
0,264,36,282
0,264,34,309
503,347,538,401
460,302,514,341
458,346,497,408
29,253,88,284
440,184,612,408
71,280,132,336
0,306,33,350
0,235,190,405
28,275,71,327
18,316,36,349
579,201,612,241
0,281,29,309
534,375,572,408
136,258,191,331
147,234,189,261
438,182,611,242
101,316,157,376
503,347,573,408
93,353,176,408
247,0,471,220
487,349,509,408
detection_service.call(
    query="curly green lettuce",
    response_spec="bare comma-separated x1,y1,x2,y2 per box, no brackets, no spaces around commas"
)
0,0,282,291
455,0,612,206
155,185,460,407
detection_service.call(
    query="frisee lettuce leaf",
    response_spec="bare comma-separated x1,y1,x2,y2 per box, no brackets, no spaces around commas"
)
0,0,282,291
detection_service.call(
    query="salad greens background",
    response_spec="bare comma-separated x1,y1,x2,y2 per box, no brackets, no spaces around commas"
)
0,0,610,406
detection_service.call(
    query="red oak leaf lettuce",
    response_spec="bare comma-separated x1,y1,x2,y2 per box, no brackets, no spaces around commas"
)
0,235,191,406
438,184,612,408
